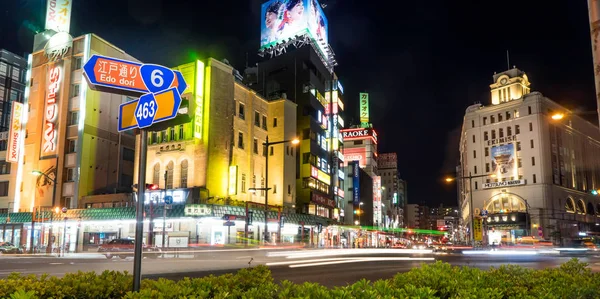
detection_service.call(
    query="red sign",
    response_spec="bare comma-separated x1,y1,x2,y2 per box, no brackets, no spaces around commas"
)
344,147,367,168
43,65,61,156
340,128,378,143
91,56,146,92
311,193,335,209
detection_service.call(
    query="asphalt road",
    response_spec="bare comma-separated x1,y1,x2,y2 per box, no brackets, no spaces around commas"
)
1,249,599,287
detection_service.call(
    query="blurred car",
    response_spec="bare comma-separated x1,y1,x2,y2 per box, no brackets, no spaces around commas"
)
98,238,161,259
0,242,23,254
411,242,428,250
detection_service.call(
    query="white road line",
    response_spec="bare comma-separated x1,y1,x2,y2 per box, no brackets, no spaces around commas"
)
266,258,355,266
288,257,435,268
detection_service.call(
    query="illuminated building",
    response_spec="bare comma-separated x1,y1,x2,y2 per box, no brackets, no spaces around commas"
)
379,153,405,228
459,68,600,244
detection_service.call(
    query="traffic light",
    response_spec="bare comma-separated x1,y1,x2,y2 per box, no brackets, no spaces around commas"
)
145,97,191,132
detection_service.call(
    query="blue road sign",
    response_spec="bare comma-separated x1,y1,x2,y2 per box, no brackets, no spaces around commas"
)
82,55,147,94
140,64,175,93
164,196,173,205
135,93,158,128
173,70,187,95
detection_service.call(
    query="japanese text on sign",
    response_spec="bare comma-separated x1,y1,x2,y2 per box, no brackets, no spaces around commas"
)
359,92,369,123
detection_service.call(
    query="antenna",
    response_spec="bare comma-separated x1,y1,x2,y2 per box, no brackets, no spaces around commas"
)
506,50,510,70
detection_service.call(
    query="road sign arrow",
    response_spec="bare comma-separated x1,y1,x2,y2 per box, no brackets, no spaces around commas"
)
153,87,182,123
118,100,139,132
172,70,187,95
83,54,147,94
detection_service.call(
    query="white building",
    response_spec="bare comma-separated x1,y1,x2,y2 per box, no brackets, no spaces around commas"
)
459,68,600,245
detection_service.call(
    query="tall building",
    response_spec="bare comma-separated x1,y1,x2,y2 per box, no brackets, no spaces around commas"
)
378,153,406,228
459,68,600,245
254,0,344,220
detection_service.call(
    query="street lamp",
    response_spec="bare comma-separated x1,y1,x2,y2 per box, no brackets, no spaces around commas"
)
258,136,299,243
445,173,496,247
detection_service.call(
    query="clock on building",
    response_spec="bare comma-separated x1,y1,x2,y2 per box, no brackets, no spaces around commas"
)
500,78,508,85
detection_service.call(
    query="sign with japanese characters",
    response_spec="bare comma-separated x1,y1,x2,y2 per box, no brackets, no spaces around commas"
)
82,54,188,131
184,204,212,216
45,0,72,33
6,102,24,163
359,92,369,123
42,64,62,158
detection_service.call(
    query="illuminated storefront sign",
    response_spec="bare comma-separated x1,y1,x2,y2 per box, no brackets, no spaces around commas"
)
228,165,238,195
6,102,24,163
184,204,212,216
311,166,330,184
194,60,205,139
42,64,61,157
311,192,335,208
359,92,369,124
341,128,377,143
487,135,516,146
45,0,72,33
344,147,367,168
482,179,526,189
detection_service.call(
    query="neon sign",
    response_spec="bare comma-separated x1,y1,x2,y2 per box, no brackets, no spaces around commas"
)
43,65,61,155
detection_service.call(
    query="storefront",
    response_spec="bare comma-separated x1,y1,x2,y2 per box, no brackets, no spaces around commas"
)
0,223,23,245
485,212,528,245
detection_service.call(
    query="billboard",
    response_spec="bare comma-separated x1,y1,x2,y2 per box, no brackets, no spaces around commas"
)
341,128,378,143
260,0,329,57
378,153,397,169
45,0,72,33
491,143,516,179
42,63,62,158
359,92,369,124
344,147,367,168
6,102,24,163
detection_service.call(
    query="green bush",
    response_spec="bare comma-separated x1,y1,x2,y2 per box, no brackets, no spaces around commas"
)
1,259,599,298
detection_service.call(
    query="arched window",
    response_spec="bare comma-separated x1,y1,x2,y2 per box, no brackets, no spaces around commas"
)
153,163,160,185
166,161,174,189
565,198,576,213
576,199,586,214
180,160,188,188
587,202,595,215
484,193,527,214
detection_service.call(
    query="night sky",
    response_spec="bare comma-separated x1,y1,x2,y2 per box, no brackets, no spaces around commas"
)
1,0,596,207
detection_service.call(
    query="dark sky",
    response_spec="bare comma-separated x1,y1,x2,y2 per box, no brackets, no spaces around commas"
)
1,0,596,207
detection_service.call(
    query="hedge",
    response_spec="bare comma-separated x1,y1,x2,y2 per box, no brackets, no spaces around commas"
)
1,259,599,298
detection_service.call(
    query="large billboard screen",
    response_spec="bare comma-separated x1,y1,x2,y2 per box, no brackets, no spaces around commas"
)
260,0,329,56
491,143,516,179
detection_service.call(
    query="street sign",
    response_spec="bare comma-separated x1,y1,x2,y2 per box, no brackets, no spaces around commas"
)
224,221,236,226
83,55,187,95
118,87,182,131
164,196,173,205
223,214,237,221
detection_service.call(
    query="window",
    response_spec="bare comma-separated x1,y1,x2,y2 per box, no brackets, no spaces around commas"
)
254,111,260,127
273,184,277,194
0,161,11,175
471,120,475,128
288,184,291,194
472,135,475,143
253,138,258,154
484,131,488,141
0,63,6,76
11,68,19,81
270,146,274,156
260,177,265,196
491,115,495,123
474,165,478,174
518,158,522,168
262,142,267,156
241,174,246,193
65,168,75,182
180,160,188,188
528,106,532,115
530,139,534,148
71,84,80,97
68,111,79,126
0,182,9,196
273,118,278,127
179,125,184,140
238,132,244,149
166,161,174,189
529,122,533,131
238,103,245,119
506,111,511,120
286,146,290,155
475,181,478,190
303,128,310,139
151,132,158,144
507,126,512,136
514,109,519,118
473,150,476,159
169,126,175,140
485,163,490,172
483,117,487,125
498,113,503,122
353,140,363,145
485,147,489,156
515,125,520,134
499,128,504,138
153,164,160,185
491,130,496,139
303,153,310,164
262,115,267,130
531,157,535,166
74,57,83,69
67,139,77,153
123,148,135,162
517,142,521,151
533,174,537,183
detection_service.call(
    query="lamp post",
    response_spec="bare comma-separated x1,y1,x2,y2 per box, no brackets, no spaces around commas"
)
445,173,496,247
253,136,299,244
31,170,57,254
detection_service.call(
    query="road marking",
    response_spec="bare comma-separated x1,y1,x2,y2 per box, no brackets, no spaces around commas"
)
235,256,253,259
288,257,435,268
267,258,354,266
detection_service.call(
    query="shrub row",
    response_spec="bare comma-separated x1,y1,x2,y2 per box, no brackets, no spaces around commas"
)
1,259,599,298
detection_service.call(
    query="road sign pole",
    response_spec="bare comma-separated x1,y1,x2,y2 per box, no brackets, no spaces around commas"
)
133,130,148,292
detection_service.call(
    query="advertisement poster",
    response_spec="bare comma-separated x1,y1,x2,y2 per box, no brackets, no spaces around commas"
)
260,0,329,57
491,143,515,178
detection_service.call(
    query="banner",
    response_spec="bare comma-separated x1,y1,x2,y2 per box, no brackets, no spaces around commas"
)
491,143,515,179
6,102,24,163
